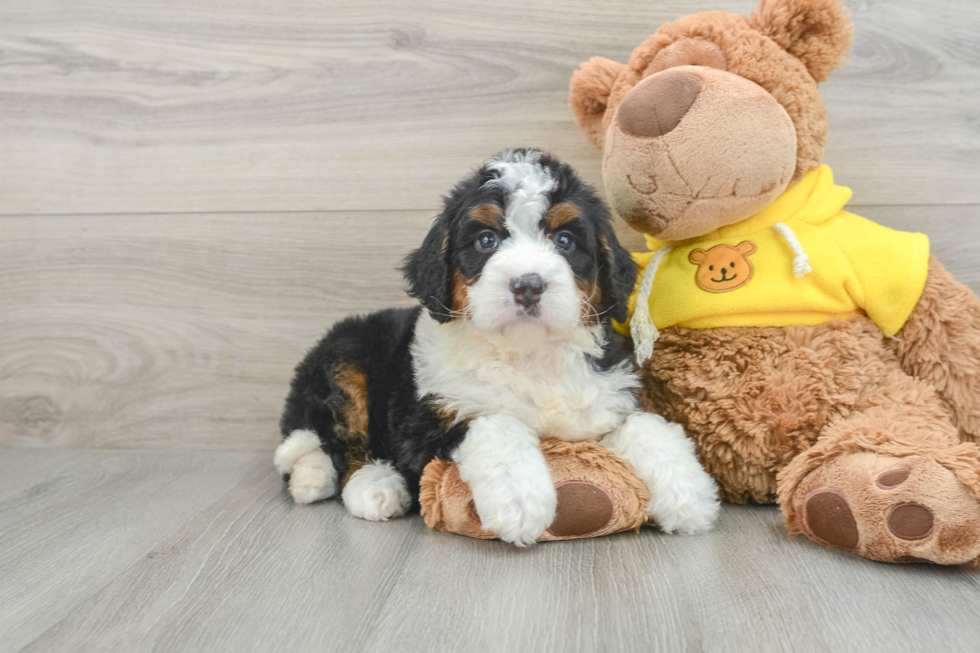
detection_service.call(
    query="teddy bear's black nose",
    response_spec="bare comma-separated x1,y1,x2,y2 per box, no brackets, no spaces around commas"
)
510,273,546,308
617,69,702,138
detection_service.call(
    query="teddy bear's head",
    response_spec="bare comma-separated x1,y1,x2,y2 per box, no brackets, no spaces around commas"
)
570,0,853,241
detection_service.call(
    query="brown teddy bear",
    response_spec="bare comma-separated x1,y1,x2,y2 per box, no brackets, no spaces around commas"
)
569,0,980,564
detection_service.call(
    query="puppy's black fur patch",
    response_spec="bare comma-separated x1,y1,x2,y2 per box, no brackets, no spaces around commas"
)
281,307,467,508
280,150,637,508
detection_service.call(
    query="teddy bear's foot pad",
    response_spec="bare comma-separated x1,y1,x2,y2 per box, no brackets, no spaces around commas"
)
794,453,980,565
801,490,859,550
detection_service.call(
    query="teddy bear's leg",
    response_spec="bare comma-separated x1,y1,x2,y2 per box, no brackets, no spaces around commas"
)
778,370,980,564
888,257,980,443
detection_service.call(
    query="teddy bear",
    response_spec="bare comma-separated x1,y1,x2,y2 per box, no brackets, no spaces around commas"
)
569,0,980,564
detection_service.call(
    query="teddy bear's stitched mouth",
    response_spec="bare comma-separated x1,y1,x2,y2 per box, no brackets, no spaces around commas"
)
711,272,736,283
626,173,658,196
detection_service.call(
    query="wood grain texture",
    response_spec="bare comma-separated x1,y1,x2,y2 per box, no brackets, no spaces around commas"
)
2,205,978,451
0,449,269,652
0,0,978,215
0,211,428,450
2,204,978,451
1,449,978,653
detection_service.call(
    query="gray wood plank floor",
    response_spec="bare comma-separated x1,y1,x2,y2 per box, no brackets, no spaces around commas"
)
2,448,979,653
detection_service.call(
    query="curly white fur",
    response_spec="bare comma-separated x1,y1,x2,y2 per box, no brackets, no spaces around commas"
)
600,413,720,534
275,429,339,505
454,415,557,547
413,312,638,440
342,461,411,521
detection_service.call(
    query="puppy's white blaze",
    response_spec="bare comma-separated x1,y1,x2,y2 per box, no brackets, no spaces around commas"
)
484,150,555,244
454,415,557,546
484,150,555,196
342,461,411,521
601,413,720,534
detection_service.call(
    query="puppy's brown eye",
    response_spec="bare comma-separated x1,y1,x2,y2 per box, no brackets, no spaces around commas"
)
553,231,574,252
475,230,498,252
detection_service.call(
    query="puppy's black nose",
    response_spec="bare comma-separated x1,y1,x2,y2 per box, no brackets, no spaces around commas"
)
510,273,546,308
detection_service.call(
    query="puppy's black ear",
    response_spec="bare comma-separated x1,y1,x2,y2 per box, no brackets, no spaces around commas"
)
596,215,637,325
404,211,454,323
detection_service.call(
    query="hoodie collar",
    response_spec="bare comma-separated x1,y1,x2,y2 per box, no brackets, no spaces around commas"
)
644,165,853,250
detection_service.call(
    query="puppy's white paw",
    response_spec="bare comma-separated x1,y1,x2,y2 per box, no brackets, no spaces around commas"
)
647,462,720,535
455,415,556,546
342,461,411,521
470,472,557,547
289,449,338,505
602,412,720,535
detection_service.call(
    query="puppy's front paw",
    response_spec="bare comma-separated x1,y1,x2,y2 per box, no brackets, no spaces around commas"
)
604,413,720,535
649,467,720,535
643,421,720,534
471,473,557,547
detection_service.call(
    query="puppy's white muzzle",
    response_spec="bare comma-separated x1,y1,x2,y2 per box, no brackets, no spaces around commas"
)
468,236,579,336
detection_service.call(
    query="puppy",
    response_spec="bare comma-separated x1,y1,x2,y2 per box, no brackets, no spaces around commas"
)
274,149,719,545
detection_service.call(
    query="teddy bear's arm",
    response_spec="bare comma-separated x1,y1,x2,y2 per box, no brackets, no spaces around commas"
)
890,257,980,443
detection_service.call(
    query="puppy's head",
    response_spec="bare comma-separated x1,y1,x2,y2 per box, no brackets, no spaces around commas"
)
404,149,636,338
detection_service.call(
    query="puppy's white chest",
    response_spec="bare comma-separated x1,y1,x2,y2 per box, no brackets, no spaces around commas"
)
412,315,637,440
513,369,618,439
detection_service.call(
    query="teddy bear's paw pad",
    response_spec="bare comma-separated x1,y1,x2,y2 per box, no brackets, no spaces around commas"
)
876,468,910,489
887,503,934,540
547,481,615,538
802,489,859,551
795,454,980,565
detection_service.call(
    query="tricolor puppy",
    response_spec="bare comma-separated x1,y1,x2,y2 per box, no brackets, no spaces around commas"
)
275,150,719,545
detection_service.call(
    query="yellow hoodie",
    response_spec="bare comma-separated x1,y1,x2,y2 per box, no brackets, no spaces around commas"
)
613,165,930,359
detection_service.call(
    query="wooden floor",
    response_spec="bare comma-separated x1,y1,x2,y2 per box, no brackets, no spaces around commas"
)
2,0,980,650
2,449,980,653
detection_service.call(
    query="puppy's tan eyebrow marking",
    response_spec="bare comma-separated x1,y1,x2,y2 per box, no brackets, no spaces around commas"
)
546,202,582,230
470,203,503,229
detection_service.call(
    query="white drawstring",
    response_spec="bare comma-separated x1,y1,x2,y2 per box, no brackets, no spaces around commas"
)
772,222,812,278
630,246,673,364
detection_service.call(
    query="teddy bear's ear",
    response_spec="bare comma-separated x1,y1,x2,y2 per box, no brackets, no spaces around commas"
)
751,0,854,83
569,57,627,148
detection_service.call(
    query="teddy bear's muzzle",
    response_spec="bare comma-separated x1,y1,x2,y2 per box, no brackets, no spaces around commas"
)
603,65,798,241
